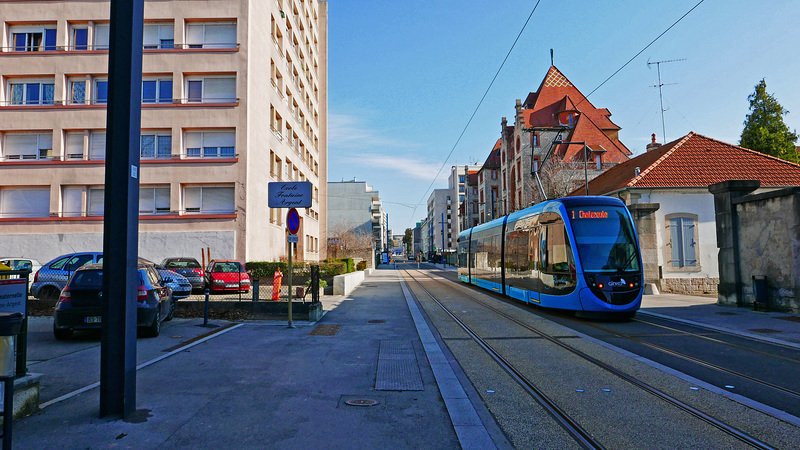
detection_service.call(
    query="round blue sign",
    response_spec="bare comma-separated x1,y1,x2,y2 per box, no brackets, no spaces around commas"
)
286,208,300,234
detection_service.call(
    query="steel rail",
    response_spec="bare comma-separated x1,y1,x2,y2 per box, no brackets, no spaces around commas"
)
408,268,776,450
633,317,800,363
402,268,605,450
577,320,800,401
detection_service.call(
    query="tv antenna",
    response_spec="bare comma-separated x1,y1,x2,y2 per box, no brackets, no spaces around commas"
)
647,58,685,144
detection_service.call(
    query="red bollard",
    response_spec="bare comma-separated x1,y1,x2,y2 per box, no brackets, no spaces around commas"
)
272,268,283,301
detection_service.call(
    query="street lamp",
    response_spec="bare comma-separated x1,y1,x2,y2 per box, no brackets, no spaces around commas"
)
554,140,589,196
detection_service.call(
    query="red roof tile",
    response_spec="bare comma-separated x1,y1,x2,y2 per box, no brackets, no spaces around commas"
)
581,132,800,195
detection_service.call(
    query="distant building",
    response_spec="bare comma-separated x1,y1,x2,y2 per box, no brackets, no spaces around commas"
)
580,132,800,295
327,180,386,262
448,164,481,238
477,139,502,224
426,189,453,261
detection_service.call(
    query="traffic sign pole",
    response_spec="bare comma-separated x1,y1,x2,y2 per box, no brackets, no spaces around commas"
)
286,208,299,329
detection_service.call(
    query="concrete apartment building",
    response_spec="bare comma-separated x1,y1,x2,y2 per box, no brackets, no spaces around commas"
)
0,0,328,264
448,164,480,236
326,180,387,261
426,188,454,261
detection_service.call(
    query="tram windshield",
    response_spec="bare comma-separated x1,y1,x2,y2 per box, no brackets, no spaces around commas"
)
567,205,640,273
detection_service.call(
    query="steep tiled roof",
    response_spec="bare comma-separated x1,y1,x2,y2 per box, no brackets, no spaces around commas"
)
525,66,619,130
582,132,800,195
557,112,632,160
481,139,502,169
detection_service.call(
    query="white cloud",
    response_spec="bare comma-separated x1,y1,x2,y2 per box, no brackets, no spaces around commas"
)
328,113,409,149
338,152,448,182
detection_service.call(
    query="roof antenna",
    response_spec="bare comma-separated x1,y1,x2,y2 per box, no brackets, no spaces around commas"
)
550,48,554,66
647,58,685,144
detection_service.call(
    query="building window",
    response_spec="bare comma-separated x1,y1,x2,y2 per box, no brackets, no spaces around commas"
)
94,24,110,50
89,131,106,160
492,169,497,180
9,80,55,105
94,79,108,104
2,133,53,160
143,23,174,49
183,186,235,214
666,214,698,269
596,154,602,170
88,188,104,216
140,133,172,159
184,130,235,158
69,79,86,104
185,77,236,103
139,186,170,214
64,132,84,160
532,132,540,147
186,22,237,49
61,187,83,217
0,188,49,218
11,26,56,52
142,78,173,103
70,26,88,50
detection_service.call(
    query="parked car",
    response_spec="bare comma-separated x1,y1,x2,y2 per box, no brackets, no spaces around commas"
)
160,257,205,292
53,261,174,340
205,260,250,293
154,264,192,299
0,257,42,292
31,252,103,301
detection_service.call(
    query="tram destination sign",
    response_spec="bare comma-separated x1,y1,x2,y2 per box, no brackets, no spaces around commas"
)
268,181,312,208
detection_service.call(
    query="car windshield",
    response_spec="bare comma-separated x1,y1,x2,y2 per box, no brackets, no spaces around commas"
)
71,270,103,289
568,206,640,273
166,260,201,269
212,262,244,273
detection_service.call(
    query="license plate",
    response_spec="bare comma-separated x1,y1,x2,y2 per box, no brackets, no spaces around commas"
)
85,316,102,324
225,283,239,288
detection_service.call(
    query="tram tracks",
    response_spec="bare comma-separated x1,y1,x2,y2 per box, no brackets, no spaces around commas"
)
402,267,778,449
575,319,800,402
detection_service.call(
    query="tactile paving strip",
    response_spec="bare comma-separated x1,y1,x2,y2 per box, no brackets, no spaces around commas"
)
375,340,423,391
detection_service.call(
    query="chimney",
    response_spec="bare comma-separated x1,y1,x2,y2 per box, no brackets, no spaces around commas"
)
634,167,641,177
646,133,661,152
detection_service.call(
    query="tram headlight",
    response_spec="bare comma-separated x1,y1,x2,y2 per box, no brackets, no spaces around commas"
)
598,283,604,289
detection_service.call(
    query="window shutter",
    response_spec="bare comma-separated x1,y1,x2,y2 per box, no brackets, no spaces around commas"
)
4,134,38,158
88,188,104,216
186,24,203,46
90,132,106,159
184,187,201,212
155,187,170,213
139,187,155,213
683,219,696,266
201,187,234,214
62,187,83,217
94,25,109,49
670,218,682,267
204,24,236,48
203,77,235,102
143,25,160,48
65,133,84,159
1,188,49,217
202,132,234,148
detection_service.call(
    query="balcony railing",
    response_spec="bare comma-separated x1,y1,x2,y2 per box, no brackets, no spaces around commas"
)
0,97,239,107
0,43,239,53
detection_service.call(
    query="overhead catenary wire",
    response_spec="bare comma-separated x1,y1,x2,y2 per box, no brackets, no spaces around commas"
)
406,0,543,231
407,0,706,232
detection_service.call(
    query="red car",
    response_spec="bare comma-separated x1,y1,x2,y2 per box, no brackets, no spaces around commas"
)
205,260,251,293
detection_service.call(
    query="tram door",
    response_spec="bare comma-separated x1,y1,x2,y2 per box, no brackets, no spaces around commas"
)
527,226,541,304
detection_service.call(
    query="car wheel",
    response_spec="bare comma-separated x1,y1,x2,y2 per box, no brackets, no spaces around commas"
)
164,299,175,322
40,286,60,301
53,326,73,340
142,310,161,338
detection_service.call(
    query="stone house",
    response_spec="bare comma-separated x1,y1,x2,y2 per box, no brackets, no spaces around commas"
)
581,132,800,295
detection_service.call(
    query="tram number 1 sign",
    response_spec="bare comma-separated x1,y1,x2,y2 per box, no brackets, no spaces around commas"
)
286,208,301,235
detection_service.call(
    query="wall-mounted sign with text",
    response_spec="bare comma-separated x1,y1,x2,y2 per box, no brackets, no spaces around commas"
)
268,181,312,208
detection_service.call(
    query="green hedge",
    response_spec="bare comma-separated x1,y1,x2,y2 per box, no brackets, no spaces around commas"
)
356,260,367,271
246,261,348,279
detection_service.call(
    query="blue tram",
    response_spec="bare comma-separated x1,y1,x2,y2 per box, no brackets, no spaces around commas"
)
457,196,642,317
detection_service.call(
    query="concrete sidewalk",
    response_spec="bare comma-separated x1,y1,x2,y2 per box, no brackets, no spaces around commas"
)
640,293,800,347
13,268,463,449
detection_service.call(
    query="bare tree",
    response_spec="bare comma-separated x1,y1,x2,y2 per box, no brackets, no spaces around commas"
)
327,221,375,262
537,157,586,201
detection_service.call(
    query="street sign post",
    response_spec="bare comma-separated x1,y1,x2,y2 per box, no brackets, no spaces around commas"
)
286,208,300,235
285,208,301,329
268,181,312,208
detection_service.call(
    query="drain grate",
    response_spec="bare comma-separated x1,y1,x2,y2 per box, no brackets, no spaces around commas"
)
715,312,740,316
308,324,342,336
367,319,385,324
775,316,800,323
344,398,379,407
748,328,781,334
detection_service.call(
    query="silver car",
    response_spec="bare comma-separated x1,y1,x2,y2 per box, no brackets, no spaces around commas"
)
155,265,192,299
30,252,103,301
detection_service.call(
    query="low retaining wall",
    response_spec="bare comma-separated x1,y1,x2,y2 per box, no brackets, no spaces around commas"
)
176,300,323,322
333,269,372,296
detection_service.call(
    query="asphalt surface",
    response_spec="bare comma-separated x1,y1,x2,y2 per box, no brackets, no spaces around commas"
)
11,264,800,449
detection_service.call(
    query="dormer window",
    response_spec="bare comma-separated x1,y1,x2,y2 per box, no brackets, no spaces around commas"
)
532,132,540,147
558,111,576,127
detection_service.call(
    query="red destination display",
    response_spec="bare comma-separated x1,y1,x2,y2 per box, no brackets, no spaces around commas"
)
571,210,609,219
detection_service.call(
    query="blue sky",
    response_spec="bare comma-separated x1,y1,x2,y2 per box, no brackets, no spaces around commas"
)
325,0,800,233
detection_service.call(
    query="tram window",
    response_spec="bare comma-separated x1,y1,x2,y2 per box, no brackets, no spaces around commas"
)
540,217,576,291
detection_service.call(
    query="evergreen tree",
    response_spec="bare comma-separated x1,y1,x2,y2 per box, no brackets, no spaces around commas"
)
740,79,799,163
